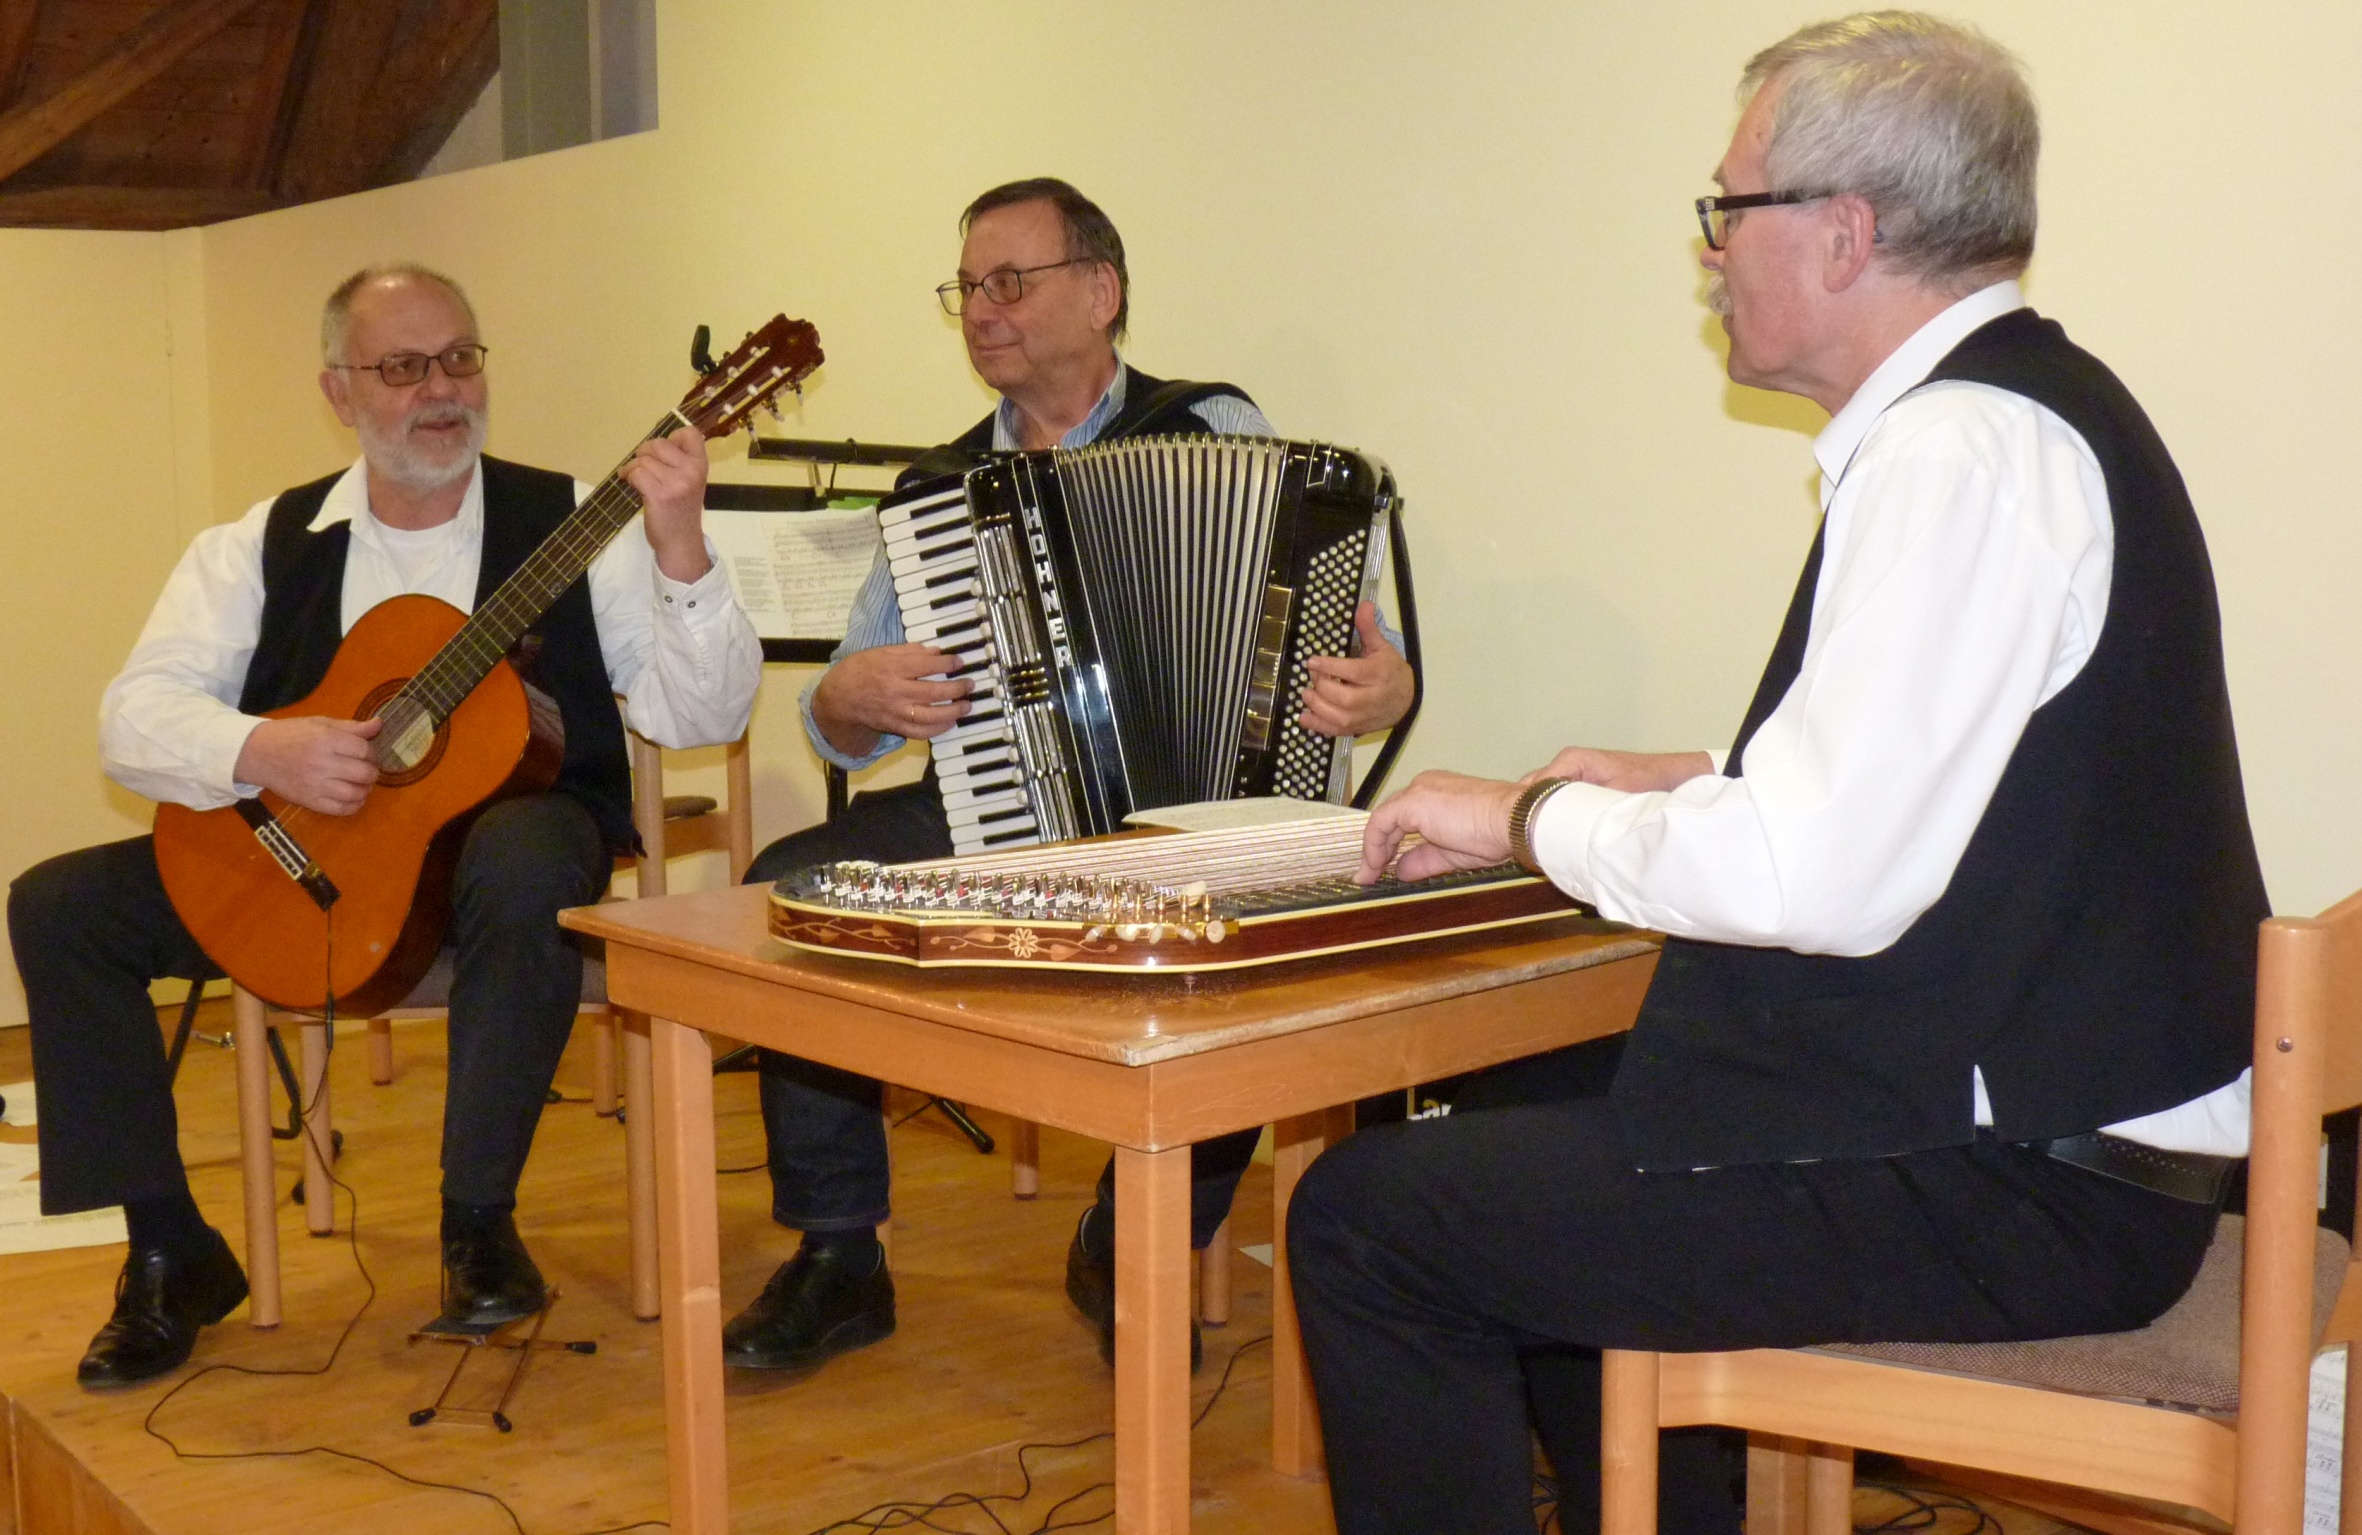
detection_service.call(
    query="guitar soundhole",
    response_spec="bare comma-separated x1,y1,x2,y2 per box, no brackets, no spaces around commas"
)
360,681,448,786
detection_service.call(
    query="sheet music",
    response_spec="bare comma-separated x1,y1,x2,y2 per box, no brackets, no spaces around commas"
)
1123,797,1362,832
705,506,881,641
2309,1344,2344,1531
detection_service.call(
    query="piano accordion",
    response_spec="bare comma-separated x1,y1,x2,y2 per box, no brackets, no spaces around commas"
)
767,812,1594,973
880,435,1395,855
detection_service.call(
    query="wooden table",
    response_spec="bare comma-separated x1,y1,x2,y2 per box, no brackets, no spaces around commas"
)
562,884,1659,1535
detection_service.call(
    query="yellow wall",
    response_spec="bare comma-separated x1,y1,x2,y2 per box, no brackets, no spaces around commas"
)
5,0,2359,1022
0,230,198,1024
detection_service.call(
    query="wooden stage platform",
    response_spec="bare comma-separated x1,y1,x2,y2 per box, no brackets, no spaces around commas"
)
0,1009,2075,1535
0,1007,1333,1535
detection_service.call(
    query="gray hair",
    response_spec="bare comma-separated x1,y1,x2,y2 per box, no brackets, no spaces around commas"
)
1742,11,2038,286
962,177,1130,341
320,262,479,363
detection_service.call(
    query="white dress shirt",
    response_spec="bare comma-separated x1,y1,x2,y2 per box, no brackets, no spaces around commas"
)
101,458,762,809
1529,280,2250,1155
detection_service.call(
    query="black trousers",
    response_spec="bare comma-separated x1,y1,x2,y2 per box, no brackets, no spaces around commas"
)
9,793,609,1216
745,780,1261,1245
1285,1044,2221,1535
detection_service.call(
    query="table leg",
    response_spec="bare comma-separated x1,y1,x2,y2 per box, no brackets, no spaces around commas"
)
1270,1104,1354,1478
652,1015,728,1534
1114,1143,1192,1535
624,1011,660,1320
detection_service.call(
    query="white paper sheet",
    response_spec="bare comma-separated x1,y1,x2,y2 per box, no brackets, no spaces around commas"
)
705,506,881,641
0,1141,125,1254
2310,1344,2345,1531
1123,797,1362,832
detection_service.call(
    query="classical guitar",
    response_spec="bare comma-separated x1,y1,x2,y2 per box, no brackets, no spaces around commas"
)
155,317,823,1013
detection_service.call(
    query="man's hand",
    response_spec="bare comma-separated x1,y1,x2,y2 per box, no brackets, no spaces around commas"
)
810,644,974,759
1520,747,1714,794
622,425,712,583
235,716,383,815
1299,601,1414,738
1357,769,1523,884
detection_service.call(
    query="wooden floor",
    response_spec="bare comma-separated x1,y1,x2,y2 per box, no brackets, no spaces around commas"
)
0,1011,2086,1535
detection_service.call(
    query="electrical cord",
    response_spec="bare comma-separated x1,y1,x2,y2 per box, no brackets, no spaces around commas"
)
138,919,669,1535
801,1334,1274,1534
1854,1480,2003,1535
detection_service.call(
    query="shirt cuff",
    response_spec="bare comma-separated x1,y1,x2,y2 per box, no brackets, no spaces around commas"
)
209,713,270,802
650,536,737,626
798,674,901,773
1526,780,1630,906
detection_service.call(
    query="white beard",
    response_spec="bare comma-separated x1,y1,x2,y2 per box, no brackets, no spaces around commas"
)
1704,274,1733,318
359,400,489,492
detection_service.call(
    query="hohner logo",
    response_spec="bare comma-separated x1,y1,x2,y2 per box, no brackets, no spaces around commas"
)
1020,501,1074,665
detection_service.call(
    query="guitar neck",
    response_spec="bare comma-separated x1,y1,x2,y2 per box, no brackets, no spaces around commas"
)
398,410,689,723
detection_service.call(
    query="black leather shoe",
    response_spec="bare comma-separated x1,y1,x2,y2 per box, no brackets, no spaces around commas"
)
721,1245,896,1371
1065,1212,1201,1374
435,1213,548,1334
78,1228,248,1390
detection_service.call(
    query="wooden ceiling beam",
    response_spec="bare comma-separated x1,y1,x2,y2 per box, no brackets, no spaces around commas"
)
0,0,42,114
359,0,498,187
0,183,282,231
0,0,276,185
269,0,401,203
237,0,316,188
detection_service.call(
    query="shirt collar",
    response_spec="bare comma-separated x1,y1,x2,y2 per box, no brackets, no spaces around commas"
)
1813,279,2027,499
307,456,485,543
990,353,1127,451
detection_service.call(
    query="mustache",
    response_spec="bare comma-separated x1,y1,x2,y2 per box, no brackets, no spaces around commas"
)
1704,274,1732,318
406,401,479,432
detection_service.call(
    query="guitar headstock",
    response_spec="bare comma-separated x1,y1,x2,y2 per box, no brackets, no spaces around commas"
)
678,316,824,438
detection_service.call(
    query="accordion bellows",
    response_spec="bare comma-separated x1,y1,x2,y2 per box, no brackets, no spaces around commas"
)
881,435,1395,854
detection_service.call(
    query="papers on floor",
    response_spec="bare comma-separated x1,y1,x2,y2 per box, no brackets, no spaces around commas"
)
0,1141,125,1254
705,505,881,641
1124,797,1363,833
2310,1344,2345,1531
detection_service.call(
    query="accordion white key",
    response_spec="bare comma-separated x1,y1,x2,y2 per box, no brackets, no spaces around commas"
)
879,435,1396,854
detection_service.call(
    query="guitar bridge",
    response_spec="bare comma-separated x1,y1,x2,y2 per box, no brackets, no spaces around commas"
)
235,798,340,911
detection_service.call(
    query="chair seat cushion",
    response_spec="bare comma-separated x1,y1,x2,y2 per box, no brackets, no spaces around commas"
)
1817,1215,2348,1414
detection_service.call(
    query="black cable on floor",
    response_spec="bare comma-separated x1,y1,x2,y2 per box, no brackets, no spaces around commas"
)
137,925,668,1535
804,1333,1275,1535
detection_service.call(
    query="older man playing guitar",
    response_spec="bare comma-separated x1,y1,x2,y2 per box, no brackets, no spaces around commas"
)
8,263,764,1389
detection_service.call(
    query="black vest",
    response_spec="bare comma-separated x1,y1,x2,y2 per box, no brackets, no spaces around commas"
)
896,364,1256,486
1610,308,2266,1170
237,456,636,849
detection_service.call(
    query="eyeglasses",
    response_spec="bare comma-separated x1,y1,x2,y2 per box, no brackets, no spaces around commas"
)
935,259,1093,315
331,344,489,387
1694,191,1835,251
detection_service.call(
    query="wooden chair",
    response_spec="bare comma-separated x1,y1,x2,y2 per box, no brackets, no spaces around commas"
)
229,730,754,1329
1599,889,2362,1535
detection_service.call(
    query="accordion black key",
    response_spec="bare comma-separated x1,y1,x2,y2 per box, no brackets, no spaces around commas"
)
878,435,1395,854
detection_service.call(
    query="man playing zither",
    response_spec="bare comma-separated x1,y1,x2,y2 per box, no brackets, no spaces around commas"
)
1286,15,2266,1533
7,264,760,1388
720,177,1417,1380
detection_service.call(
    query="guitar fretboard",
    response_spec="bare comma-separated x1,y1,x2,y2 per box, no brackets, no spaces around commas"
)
396,410,688,725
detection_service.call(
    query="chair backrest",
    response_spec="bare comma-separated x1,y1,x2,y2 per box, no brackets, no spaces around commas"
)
2239,889,2362,1531
626,730,754,896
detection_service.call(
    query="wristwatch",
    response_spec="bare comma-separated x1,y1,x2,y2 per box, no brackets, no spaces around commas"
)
1507,777,1572,874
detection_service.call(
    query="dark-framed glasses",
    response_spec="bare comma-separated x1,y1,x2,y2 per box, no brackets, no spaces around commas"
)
332,343,489,387
1695,191,1834,250
935,258,1092,315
